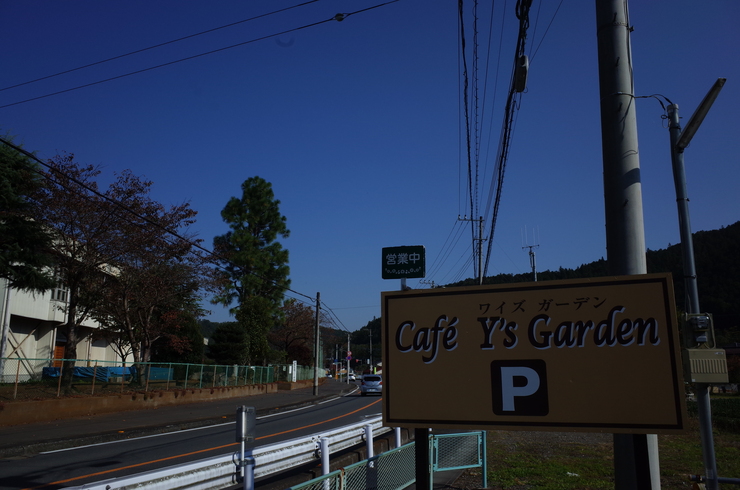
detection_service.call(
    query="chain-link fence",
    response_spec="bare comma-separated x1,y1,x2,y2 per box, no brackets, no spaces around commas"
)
287,433,486,490
290,443,417,490
432,432,485,471
0,357,313,400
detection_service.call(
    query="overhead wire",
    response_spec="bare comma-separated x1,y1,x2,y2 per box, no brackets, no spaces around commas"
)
0,0,321,93
0,137,318,305
425,219,468,281
0,0,401,110
529,0,564,62
481,0,533,278
1,1,403,331
5,138,366,333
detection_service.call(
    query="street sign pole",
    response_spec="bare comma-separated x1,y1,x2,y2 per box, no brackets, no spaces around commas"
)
382,245,429,490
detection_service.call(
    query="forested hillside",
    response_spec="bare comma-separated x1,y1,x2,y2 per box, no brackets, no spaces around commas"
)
450,221,740,335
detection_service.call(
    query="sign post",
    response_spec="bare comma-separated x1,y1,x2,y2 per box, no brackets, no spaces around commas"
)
381,245,430,489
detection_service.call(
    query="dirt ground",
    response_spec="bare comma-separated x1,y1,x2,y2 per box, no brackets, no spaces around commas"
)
0,379,175,402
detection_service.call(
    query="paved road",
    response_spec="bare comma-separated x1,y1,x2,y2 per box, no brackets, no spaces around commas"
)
0,381,471,490
0,384,387,490
0,379,356,459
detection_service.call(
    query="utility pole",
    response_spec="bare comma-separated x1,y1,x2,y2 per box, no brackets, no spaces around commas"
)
522,227,539,282
667,78,726,490
595,1,659,488
347,333,351,383
458,216,486,284
523,245,538,281
313,292,320,396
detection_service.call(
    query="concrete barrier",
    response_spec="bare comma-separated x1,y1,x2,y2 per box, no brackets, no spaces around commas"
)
0,383,279,426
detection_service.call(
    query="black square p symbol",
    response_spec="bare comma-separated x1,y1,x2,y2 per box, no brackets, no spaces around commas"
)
491,359,549,416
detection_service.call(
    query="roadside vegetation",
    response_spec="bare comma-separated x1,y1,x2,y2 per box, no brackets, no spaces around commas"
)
455,397,740,490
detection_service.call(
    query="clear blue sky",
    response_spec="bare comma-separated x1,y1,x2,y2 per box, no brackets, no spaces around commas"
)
2,1,738,331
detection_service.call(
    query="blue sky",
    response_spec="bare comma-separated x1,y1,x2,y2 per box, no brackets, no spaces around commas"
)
2,1,739,331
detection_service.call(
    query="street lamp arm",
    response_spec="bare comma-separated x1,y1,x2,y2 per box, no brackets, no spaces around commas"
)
676,78,726,151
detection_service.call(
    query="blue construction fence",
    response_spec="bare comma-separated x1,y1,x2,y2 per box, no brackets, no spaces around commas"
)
1,357,314,389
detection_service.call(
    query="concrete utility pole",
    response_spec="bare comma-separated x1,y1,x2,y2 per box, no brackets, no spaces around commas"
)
459,216,486,284
347,333,351,383
313,292,320,396
594,1,660,488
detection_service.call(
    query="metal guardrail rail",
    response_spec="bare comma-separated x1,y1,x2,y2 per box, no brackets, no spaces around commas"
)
68,416,390,490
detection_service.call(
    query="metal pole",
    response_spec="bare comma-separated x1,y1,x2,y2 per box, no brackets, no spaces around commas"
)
369,327,372,372
364,424,374,459
0,282,12,376
313,292,320,396
347,333,351,384
668,103,719,490
243,456,255,490
320,437,330,475
478,216,484,284
595,1,660,488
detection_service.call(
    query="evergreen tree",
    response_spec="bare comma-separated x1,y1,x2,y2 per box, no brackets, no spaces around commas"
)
212,176,290,365
208,322,248,365
0,137,55,292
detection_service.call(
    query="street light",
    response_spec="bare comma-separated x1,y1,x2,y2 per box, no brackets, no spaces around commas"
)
666,77,728,490
675,78,726,151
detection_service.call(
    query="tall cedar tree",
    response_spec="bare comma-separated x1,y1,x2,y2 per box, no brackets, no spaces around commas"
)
0,138,55,292
89,179,206,383
212,176,290,365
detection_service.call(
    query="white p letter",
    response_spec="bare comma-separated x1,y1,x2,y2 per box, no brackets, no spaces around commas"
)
500,366,540,411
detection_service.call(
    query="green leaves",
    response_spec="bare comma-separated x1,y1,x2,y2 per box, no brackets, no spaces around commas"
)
212,176,290,364
0,138,56,292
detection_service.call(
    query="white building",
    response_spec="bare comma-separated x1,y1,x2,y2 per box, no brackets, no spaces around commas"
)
0,278,124,382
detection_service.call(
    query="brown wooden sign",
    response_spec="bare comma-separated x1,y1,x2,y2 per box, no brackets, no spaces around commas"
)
381,273,687,433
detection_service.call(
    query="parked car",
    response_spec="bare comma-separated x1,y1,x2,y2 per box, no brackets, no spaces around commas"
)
349,373,356,381
360,374,382,396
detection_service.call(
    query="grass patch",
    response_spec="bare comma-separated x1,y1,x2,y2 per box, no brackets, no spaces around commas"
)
480,399,740,490
487,443,613,489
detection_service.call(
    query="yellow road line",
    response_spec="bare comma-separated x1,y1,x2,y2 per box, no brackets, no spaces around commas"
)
21,397,382,490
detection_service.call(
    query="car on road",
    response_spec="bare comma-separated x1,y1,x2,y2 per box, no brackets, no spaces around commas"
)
360,374,382,396
348,373,356,381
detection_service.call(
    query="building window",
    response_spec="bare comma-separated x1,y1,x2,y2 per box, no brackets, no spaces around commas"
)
51,270,68,303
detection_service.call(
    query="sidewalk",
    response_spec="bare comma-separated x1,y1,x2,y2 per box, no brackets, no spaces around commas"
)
0,379,356,458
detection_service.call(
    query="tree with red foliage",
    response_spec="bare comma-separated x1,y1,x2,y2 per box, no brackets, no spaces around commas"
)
33,154,206,388
268,299,315,366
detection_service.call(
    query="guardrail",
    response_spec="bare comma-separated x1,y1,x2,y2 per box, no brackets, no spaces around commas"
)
68,416,391,490
288,431,487,490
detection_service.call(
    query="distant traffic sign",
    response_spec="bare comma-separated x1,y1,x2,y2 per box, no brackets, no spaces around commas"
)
382,245,425,279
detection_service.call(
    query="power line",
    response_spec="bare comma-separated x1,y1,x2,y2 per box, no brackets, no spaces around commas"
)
0,0,321,93
530,0,565,62
0,1,401,110
482,0,534,278
0,137,316,304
